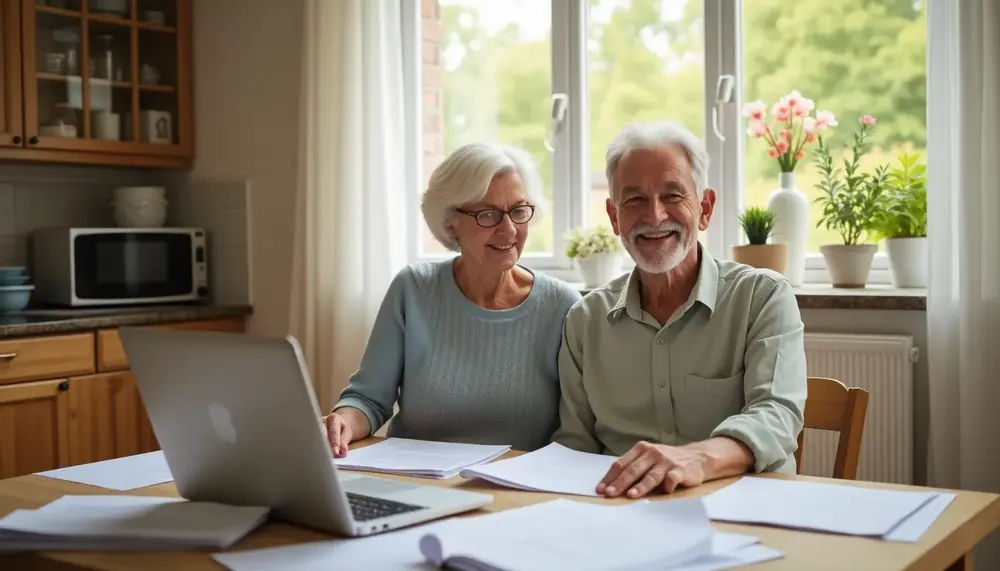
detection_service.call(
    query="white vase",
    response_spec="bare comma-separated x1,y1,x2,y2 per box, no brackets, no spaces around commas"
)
765,172,809,286
884,237,927,288
577,252,622,289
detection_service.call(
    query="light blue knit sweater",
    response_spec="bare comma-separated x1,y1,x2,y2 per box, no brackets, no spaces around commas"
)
333,259,582,451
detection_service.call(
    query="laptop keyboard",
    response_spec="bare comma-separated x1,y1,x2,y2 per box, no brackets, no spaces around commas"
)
346,492,425,522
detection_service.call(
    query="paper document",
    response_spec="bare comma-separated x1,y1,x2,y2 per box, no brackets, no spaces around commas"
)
459,442,615,496
215,498,750,571
0,494,268,552
884,492,957,542
334,438,510,479
37,451,173,491
704,477,937,537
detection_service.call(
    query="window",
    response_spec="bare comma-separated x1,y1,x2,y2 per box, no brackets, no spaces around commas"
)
412,0,927,285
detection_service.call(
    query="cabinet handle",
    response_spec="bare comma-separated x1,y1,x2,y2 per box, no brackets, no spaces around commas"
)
11,135,20,145
28,136,38,145
0,352,16,360
58,381,69,391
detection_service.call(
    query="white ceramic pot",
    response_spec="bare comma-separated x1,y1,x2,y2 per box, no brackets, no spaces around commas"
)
577,252,622,289
884,237,927,288
819,244,878,288
766,172,809,287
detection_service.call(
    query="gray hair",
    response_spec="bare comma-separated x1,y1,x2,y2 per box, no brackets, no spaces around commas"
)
604,121,709,201
421,142,546,251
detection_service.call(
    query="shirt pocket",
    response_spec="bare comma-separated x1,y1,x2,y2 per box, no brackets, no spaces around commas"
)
674,371,745,441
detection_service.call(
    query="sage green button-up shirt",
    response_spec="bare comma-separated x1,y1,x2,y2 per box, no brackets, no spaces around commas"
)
553,248,807,474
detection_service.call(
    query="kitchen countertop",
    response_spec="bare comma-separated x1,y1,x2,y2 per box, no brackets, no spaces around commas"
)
0,304,253,338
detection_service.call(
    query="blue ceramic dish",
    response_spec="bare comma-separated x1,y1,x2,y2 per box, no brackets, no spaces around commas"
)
0,266,26,281
0,275,30,286
0,284,34,313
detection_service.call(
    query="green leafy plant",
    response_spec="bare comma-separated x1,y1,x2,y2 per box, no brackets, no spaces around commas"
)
869,152,927,240
563,225,623,259
738,206,777,245
813,115,889,245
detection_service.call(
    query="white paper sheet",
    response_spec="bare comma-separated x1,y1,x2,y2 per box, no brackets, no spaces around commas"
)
333,438,511,479
214,499,769,571
36,451,173,491
703,477,937,537
884,492,957,542
458,442,615,496
0,494,269,552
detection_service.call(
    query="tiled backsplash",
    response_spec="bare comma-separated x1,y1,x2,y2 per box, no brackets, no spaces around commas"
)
168,178,252,306
0,165,251,307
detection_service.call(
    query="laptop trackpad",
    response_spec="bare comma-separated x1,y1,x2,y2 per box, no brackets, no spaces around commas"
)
343,476,420,496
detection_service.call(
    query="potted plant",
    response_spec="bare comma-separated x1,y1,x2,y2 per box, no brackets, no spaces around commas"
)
732,205,787,273
869,152,927,288
564,225,624,288
744,89,837,287
813,115,888,288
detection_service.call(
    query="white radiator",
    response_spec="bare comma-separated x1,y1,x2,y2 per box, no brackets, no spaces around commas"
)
801,333,917,484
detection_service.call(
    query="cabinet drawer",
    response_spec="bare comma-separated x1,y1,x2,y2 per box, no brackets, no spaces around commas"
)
97,317,246,372
0,334,96,385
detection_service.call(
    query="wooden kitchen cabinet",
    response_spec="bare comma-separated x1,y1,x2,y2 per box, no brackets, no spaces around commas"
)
0,0,193,168
0,316,245,478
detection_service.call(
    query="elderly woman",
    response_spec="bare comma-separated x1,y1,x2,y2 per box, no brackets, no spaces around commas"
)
322,142,582,455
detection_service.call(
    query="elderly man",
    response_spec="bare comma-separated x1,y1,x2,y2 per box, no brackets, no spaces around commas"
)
553,121,807,499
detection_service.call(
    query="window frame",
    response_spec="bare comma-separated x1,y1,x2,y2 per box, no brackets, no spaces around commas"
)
407,0,896,287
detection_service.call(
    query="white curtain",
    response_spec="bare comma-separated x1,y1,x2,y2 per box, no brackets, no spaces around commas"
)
926,0,1000,564
289,0,410,412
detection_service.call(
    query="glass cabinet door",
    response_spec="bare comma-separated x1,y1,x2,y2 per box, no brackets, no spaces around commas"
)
23,0,186,154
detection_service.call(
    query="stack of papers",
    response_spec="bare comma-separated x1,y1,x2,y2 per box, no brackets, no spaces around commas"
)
37,451,174,491
0,494,269,552
703,477,956,541
334,438,510,479
459,442,615,496
213,498,784,571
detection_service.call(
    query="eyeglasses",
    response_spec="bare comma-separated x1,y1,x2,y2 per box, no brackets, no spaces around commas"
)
456,204,535,228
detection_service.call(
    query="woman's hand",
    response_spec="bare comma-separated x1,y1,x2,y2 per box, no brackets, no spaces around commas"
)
321,407,371,457
322,412,353,457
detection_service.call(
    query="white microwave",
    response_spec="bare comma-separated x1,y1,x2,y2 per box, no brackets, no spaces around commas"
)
32,227,210,307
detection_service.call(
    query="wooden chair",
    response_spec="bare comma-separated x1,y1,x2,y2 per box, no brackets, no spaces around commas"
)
794,376,870,480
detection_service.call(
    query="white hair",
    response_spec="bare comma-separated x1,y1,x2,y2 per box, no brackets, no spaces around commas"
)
421,142,545,251
605,121,709,201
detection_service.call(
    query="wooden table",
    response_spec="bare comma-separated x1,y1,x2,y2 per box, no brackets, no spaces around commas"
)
0,440,998,571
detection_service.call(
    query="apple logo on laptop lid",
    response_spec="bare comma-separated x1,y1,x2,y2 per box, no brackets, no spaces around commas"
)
209,403,237,444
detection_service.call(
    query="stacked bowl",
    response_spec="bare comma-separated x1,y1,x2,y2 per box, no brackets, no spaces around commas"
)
0,266,33,313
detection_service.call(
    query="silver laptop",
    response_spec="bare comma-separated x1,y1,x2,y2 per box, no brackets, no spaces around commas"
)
118,326,494,537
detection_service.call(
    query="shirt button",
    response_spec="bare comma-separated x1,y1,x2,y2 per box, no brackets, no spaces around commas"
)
656,337,665,345
658,381,666,388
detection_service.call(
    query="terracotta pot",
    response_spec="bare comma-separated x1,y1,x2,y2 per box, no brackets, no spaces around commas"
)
731,244,788,274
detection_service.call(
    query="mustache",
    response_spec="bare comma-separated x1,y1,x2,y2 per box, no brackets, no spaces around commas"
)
628,220,685,242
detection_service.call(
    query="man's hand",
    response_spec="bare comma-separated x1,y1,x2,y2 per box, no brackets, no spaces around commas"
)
597,441,708,498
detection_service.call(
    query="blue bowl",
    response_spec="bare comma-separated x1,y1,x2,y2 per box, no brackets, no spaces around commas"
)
0,285,33,313
0,266,26,280
0,275,29,286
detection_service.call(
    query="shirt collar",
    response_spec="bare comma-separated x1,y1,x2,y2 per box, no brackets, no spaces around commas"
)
607,244,719,322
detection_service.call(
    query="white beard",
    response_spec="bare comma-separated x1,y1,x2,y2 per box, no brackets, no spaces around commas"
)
624,220,697,273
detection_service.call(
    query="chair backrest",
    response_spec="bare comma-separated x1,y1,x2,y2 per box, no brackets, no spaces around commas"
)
794,376,870,480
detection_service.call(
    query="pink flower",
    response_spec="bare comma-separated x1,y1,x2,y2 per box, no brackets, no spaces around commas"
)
768,147,779,158
860,114,877,125
742,101,767,122
780,129,793,140
802,117,817,133
746,121,768,138
795,151,805,160
775,140,789,154
814,110,838,130
771,101,791,122
805,133,818,143
784,90,815,112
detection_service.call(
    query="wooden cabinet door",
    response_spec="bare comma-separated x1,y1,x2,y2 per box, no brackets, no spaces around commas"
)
0,379,69,479
0,0,23,147
65,371,147,465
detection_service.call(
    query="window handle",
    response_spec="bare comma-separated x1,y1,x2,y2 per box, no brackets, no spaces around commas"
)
544,93,569,152
712,74,735,141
